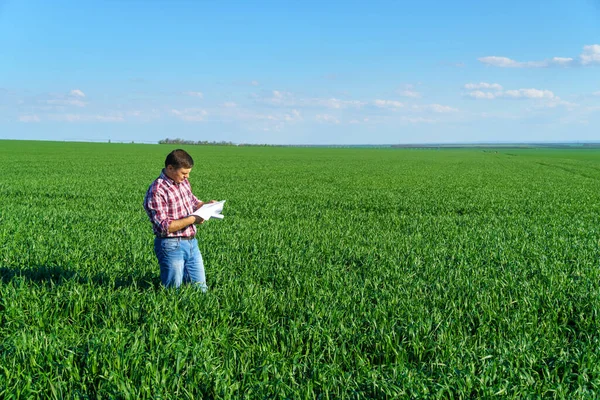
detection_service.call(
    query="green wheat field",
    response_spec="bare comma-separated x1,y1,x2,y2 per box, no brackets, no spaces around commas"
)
1,140,599,398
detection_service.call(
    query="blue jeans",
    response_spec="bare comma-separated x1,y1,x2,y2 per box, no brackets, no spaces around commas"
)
153,237,207,291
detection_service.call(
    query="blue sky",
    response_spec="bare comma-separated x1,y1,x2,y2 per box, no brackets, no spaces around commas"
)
1,0,600,144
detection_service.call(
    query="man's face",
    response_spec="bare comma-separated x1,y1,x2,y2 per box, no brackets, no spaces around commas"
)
166,165,191,184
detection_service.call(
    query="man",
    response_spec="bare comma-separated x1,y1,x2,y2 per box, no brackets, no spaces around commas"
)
143,149,213,291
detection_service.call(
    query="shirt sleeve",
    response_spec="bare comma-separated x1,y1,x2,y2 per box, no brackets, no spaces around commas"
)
145,187,171,236
186,180,201,209
192,193,201,209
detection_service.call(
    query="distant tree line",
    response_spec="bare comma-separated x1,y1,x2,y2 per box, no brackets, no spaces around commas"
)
159,138,235,146
158,138,279,147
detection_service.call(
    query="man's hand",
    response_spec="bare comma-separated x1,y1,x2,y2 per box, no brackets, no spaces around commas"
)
192,215,204,225
194,199,218,211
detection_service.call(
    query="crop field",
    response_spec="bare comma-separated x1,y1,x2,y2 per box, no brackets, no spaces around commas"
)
1,140,599,398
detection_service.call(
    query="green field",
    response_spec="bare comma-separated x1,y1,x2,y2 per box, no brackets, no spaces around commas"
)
1,140,599,398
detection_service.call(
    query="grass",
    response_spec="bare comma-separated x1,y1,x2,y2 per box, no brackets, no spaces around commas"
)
1,140,599,398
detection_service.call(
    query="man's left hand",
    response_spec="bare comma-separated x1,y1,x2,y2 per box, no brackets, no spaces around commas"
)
194,200,218,211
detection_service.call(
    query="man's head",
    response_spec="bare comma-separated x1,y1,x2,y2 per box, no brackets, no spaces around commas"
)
164,149,194,183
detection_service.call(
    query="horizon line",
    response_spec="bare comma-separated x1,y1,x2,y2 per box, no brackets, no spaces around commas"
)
2,138,600,147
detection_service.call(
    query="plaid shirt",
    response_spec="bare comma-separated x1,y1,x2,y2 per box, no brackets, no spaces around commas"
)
144,169,200,237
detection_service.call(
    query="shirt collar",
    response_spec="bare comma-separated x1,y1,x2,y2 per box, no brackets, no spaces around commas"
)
160,169,178,186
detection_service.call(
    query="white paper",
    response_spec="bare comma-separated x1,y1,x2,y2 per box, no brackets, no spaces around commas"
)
192,200,226,221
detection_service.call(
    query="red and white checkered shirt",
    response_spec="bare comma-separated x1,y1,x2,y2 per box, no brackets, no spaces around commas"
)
144,169,201,237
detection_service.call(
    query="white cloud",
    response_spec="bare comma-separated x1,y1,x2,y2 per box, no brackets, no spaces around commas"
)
230,108,302,132
69,89,85,98
49,114,125,122
222,102,237,108
502,89,555,99
479,44,600,68
94,115,125,122
18,115,40,123
251,80,259,86
272,90,286,99
258,91,365,109
399,90,421,98
467,90,497,99
183,91,204,98
466,87,555,100
580,45,600,65
375,100,457,114
170,108,208,121
315,98,365,109
46,99,87,107
349,118,371,124
374,99,404,109
43,90,89,108
213,105,303,132
284,109,302,122
464,82,503,91
124,109,161,121
478,56,522,68
228,110,276,122
58,114,84,122
261,90,293,106
551,57,574,66
316,114,340,124
478,56,546,68
397,84,422,98
421,104,458,113
411,104,458,113
537,98,578,109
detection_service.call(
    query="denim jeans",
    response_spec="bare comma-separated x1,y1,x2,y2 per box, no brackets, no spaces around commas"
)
153,237,207,291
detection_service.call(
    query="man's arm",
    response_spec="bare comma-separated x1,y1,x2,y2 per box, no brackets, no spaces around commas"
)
168,215,203,233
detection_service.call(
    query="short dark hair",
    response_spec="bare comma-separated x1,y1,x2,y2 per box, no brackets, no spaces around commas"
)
165,149,194,169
